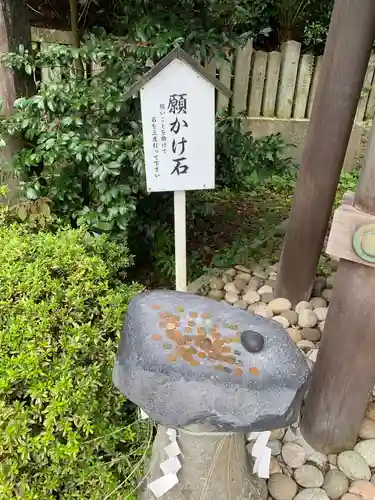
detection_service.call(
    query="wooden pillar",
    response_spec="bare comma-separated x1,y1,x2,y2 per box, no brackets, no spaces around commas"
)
0,0,33,197
275,0,375,305
300,117,375,453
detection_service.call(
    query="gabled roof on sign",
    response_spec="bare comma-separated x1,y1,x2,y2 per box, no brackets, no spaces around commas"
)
126,47,232,98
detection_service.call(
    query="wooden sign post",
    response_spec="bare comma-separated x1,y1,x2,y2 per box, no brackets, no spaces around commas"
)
128,48,231,291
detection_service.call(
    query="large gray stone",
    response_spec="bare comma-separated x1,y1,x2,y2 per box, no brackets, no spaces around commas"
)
113,291,310,431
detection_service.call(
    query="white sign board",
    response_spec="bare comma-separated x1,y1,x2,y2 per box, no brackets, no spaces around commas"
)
140,59,215,193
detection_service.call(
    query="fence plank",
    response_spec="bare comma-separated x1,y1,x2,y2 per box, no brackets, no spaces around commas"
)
248,51,267,117
262,51,281,117
217,55,233,113
293,54,314,118
205,57,217,76
232,39,253,113
357,53,375,121
276,41,301,118
307,55,323,118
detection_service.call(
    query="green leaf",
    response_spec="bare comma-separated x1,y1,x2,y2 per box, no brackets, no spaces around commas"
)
25,64,32,75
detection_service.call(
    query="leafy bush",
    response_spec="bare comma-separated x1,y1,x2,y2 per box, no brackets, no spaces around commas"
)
215,115,297,190
0,220,148,499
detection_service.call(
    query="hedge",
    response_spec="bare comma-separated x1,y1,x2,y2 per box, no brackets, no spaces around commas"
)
0,224,148,499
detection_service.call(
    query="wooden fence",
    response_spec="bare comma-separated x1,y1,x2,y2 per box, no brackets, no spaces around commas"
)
31,28,375,123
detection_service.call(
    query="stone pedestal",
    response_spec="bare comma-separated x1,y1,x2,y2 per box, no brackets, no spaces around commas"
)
141,425,267,500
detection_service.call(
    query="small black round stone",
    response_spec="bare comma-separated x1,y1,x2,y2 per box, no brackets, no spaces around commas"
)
241,331,264,353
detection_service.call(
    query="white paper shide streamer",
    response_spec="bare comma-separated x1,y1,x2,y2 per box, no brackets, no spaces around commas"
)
141,411,182,498
248,431,272,479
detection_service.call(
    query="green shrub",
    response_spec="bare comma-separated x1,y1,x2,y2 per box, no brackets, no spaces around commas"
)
0,223,148,499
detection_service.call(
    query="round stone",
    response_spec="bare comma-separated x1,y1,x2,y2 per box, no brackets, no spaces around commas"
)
366,402,375,421
314,307,328,322
273,315,290,329
323,470,349,499
243,290,261,305
294,488,330,500
337,451,371,481
313,276,327,296
302,327,321,342
224,268,237,278
241,331,264,353
341,495,362,500
271,428,286,440
253,269,268,280
322,289,333,302
310,297,327,309
269,439,282,456
234,278,248,291
287,327,302,344
209,277,225,290
225,292,239,304
233,300,248,309
258,285,274,295
295,465,324,488
267,473,298,500
298,309,318,328
222,273,232,284
265,279,276,288
318,321,325,332
269,298,292,315
235,272,251,282
208,290,225,300
348,480,375,500
235,265,251,274
297,340,316,352
282,442,306,468
359,418,375,439
224,282,240,294
252,304,273,319
295,301,313,314
354,440,375,467
281,310,298,325
246,277,262,291
270,456,283,475
262,293,275,304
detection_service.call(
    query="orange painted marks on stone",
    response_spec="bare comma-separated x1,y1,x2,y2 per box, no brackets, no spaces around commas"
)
197,351,206,359
184,326,192,333
168,354,177,362
159,320,167,328
188,320,196,327
190,311,198,318
249,367,260,376
221,346,232,354
197,327,206,336
202,312,211,319
152,304,161,310
166,322,176,330
152,334,162,341
190,359,200,367
234,368,243,377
